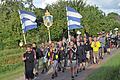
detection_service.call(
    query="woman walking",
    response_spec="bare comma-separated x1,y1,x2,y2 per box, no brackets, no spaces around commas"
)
91,37,101,64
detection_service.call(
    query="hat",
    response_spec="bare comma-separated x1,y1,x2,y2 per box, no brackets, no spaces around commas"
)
77,31,81,35
97,32,100,35
102,31,105,34
114,28,118,31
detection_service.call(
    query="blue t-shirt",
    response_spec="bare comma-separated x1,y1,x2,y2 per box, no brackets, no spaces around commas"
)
99,37,105,47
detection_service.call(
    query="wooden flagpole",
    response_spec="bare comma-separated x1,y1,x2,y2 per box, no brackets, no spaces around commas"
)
66,6,71,42
18,10,27,44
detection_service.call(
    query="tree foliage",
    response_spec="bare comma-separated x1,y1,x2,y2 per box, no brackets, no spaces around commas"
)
0,0,120,49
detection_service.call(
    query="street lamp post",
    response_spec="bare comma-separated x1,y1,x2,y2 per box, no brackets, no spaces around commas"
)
43,10,53,43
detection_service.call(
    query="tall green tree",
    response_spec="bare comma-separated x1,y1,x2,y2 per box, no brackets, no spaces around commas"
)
0,0,120,49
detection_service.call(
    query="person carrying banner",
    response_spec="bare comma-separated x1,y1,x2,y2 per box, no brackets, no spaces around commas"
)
22,44,35,80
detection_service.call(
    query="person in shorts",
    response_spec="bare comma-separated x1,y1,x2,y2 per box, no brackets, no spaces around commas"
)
117,33,120,48
51,43,59,79
41,44,48,74
57,41,66,72
98,33,105,59
68,41,77,80
76,41,84,72
81,41,86,70
91,37,101,64
89,36,94,64
105,33,111,54
84,37,91,65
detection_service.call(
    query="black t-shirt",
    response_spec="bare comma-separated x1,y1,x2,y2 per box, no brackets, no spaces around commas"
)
77,45,85,58
71,47,77,60
77,46,82,57
23,51,34,70
118,36,120,41
84,42,91,51
33,47,43,59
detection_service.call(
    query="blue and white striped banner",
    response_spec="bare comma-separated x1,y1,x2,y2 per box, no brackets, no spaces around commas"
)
66,6,83,30
19,10,37,32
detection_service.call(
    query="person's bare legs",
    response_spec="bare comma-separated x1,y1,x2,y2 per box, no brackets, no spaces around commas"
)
71,66,74,79
93,53,96,64
82,62,86,70
74,65,78,77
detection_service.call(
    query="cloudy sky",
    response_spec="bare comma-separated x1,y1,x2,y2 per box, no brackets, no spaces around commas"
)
1,0,119,15
86,0,120,15
32,0,120,15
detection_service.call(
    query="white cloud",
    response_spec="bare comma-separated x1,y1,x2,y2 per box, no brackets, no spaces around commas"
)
101,8,120,15
118,3,120,7
86,0,120,15
32,0,120,15
45,0,58,5
33,0,46,9
87,0,120,9
33,0,58,9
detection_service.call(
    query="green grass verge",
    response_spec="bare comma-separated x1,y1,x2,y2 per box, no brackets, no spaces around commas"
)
86,52,120,80
0,48,43,80
0,48,24,80
0,48,24,57
0,66,24,80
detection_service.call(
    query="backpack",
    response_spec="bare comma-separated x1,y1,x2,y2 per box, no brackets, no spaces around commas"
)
36,48,43,58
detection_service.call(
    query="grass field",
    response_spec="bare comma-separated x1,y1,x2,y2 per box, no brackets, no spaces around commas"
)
0,48,24,80
0,48,43,80
86,52,120,80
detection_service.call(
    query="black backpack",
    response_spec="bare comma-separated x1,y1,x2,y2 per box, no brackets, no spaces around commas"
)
36,48,43,58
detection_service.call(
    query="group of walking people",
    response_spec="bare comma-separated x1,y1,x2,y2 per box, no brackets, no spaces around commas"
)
22,30,120,80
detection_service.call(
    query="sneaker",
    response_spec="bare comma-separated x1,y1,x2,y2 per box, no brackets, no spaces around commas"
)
35,73,38,77
33,77,37,80
41,70,44,74
83,67,85,70
51,74,54,79
77,70,79,73
71,76,74,80
75,74,78,77
71,76,74,78
79,69,82,72
58,67,61,72
55,72,58,77
101,57,103,59
62,69,65,73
